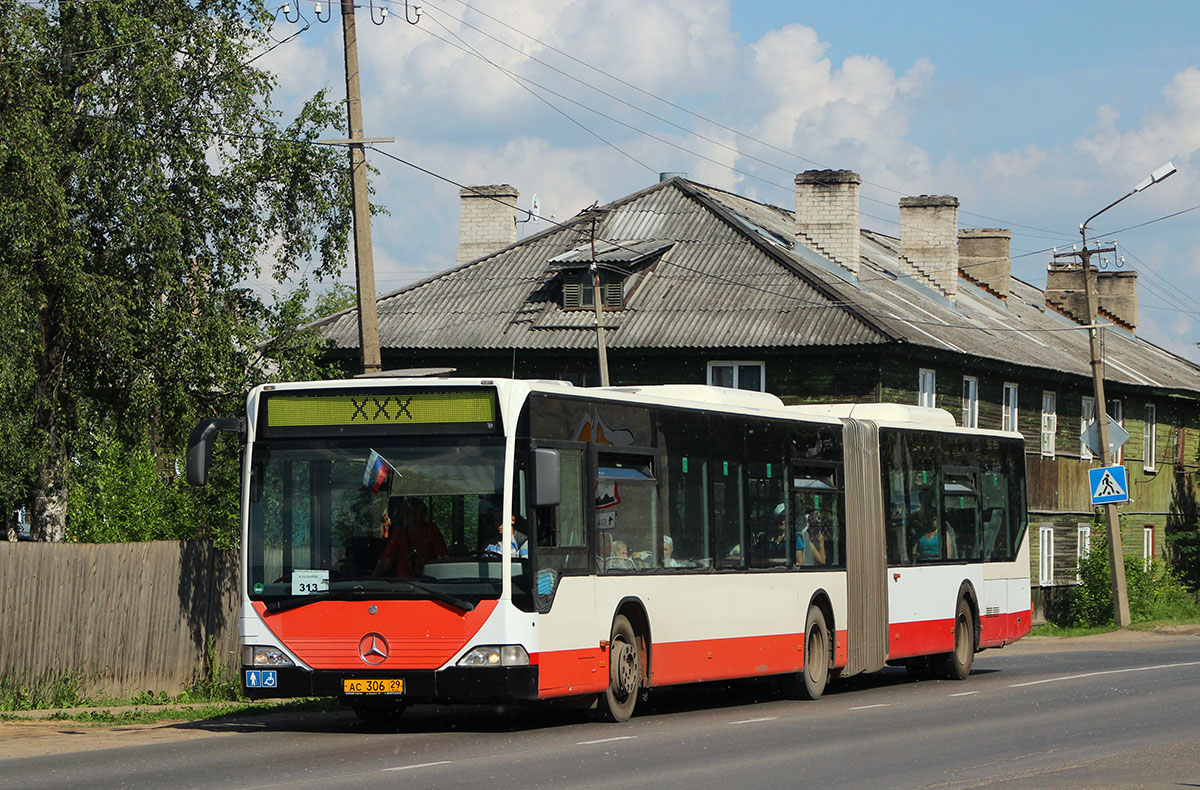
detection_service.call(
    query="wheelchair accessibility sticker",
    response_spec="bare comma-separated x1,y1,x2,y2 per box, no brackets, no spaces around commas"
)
245,670,278,689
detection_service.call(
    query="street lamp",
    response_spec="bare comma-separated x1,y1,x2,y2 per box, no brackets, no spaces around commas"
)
1078,161,1175,628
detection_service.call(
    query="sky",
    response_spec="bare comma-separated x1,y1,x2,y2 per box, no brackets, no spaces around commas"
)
257,0,1200,363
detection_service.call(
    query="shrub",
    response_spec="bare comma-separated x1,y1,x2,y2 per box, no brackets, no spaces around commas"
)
1056,530,1200,627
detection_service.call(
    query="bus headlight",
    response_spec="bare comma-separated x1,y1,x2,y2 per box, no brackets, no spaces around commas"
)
456,645,530,667
243,646,295,667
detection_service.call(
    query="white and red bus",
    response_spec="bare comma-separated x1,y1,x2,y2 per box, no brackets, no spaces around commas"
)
188,377,1030,722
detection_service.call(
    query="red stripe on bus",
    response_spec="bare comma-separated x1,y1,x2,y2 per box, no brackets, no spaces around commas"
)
253,599,497,670
888,617,956,659
535,628,852,698
979,609,1032,648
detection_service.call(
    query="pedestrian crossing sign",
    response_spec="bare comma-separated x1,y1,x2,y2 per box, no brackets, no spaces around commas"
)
1088,465,1128,505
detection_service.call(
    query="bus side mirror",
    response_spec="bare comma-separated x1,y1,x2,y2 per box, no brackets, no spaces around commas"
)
187,418,245,487
534,448,561,507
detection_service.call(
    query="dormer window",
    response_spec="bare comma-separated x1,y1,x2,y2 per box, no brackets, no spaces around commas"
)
550,238,673,312
563,270,624,310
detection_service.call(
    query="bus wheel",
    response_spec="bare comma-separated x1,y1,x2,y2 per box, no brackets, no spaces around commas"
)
783,604,829,700
933,598,975,680
598,614,641,722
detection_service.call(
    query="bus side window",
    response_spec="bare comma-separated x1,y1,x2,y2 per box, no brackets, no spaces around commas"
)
536,448,586,548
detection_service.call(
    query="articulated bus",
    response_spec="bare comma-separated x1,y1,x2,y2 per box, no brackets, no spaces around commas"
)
188,377,1030,722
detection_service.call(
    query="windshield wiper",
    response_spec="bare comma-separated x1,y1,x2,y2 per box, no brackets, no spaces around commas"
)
384,579,476,612
265,592,338,614
262,581,476,614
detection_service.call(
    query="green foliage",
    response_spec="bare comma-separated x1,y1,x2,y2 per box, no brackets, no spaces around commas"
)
0,671,86,711
0,1,366,544
1055,530,1200,627
184,635,241,702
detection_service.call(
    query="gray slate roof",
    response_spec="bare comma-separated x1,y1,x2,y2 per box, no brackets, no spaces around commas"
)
310,178,1200,395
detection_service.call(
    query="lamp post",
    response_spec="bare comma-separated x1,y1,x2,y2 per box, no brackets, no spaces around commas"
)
1078,161,1175,628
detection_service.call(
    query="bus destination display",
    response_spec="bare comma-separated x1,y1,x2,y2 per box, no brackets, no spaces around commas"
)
262,390,498,436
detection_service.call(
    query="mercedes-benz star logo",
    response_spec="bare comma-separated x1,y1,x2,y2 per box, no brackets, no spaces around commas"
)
359,633,389,665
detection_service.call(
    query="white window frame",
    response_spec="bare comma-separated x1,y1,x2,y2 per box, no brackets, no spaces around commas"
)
1081,396,1095,460
1108,399,1124,464
1041,391,1057,457
918,368,936,409
1076,524,1091,583
1039,524,1055,586
1143,525,1154,570
1143,403,1157,472
707,361,765,392
1002,382,1019,433
961,376,979,428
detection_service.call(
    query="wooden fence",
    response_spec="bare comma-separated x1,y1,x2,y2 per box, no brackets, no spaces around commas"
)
0,540,239,698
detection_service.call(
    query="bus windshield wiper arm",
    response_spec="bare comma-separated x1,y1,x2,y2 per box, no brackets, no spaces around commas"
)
265,592,336,614
387,579,476,612
262,583,475,614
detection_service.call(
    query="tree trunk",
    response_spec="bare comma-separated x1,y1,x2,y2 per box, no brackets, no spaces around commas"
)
31,300,68,542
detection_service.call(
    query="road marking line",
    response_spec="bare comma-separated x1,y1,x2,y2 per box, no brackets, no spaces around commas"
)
1008,660,1200,688
577,736,638,745
949,691,979,697
848,703,891,710
385,761,451,772
729,716,777,725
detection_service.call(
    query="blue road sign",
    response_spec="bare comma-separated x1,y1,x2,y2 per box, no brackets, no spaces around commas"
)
1089,465,1129,505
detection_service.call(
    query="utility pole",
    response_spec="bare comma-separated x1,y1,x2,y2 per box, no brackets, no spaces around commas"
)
341,0,382,374
1058,160,1175,627
1053,243,1130,626
588,210,611,386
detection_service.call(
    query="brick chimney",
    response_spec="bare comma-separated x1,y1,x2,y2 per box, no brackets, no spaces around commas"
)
1044,267,1137,332
958,228,1012,300
794,170,861,275
457,184,519,265
899,195,959,300
1097,271,1138,331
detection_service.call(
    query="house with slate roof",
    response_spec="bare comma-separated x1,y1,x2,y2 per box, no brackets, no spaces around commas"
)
309,171,1200,617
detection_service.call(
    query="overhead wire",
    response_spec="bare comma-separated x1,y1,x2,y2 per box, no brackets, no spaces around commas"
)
423,0,1076,240
419,10,656,175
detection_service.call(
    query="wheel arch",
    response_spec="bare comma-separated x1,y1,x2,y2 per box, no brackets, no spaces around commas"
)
807,589,837,667
613,596,651,685
956,580,980,653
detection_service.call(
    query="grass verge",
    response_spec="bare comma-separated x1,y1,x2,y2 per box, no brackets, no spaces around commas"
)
0,698,338,725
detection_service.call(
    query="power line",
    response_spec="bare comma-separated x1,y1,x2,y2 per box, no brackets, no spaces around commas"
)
421,0,1074,240
419,11,656,175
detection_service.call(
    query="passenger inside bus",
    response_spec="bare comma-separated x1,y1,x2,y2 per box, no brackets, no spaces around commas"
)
662,535,683,568
753,503,793,566
913,516,957,562
485,512,529,558
800,510,829,566
608,540,635,570
373,497,448,576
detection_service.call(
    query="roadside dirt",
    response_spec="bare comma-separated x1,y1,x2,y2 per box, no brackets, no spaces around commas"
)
2,627,1198,760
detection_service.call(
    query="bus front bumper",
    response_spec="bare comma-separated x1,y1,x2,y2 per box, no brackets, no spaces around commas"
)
241,665,540,704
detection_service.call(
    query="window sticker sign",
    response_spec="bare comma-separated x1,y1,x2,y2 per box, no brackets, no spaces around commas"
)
292,569,329,596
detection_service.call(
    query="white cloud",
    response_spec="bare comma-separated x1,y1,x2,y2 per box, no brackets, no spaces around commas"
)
260,5,1200,362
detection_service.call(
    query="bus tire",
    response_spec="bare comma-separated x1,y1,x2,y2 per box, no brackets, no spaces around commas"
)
933,597,975,680
785,604,829,700
597,614,641,722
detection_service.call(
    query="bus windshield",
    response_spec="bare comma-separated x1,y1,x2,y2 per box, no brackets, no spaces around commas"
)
247,437,525,606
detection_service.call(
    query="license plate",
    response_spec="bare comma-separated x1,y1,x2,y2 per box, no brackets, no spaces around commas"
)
343,678,404,695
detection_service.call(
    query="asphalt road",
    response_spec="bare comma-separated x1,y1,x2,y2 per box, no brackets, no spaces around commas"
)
3,631,1200,789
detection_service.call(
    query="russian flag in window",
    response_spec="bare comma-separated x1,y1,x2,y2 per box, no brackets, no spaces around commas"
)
362,450,389,492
